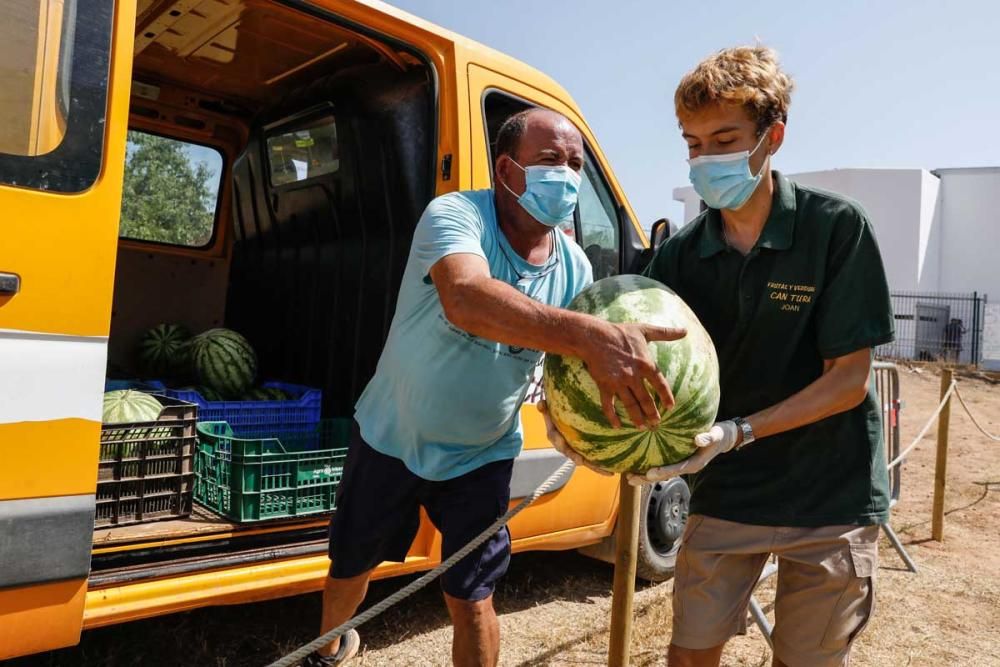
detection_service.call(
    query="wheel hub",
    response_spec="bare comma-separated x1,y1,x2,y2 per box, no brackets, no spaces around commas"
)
646,478,690,557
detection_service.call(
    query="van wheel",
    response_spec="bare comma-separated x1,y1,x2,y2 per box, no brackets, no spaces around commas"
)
636,477,690,582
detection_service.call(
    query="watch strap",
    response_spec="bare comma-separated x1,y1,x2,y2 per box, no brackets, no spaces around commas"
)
732,417,755,451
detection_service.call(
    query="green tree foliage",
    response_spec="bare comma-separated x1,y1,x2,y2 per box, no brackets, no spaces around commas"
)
119,132,216,246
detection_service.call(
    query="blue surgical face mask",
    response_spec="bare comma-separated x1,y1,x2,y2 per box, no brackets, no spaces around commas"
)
687,130,770,210
501,158,582,227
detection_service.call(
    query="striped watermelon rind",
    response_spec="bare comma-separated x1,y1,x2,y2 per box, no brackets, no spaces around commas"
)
136,323,192,377
240,387,277,401
238,386,296,401
190,328,257,399
542,275,720,474
261,386,294,401
102,390,163,425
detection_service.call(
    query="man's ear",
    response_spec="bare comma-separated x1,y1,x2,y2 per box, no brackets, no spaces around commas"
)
495,154,513,188
767,122,786,155
493,153,510,183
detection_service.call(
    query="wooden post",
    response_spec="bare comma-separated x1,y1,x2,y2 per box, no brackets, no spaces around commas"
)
608,477,641,667
931,368,953,541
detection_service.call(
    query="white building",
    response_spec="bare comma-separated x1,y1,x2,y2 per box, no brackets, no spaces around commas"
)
672,167,999,366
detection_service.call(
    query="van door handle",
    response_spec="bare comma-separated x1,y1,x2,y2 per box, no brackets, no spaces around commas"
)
0,272,21,295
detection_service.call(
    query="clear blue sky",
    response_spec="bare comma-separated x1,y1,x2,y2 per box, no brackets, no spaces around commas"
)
388,0,1000,229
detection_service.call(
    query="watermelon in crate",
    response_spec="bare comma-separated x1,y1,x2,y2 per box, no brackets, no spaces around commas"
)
543,275,720,474
97,394,197,528
189,328,258,398
102,390,163,425
136,323,192,378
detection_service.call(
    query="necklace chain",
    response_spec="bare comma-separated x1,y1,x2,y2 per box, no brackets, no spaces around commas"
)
495,221,559,303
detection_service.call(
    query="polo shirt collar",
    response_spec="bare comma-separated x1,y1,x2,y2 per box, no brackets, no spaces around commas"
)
698,171,797,258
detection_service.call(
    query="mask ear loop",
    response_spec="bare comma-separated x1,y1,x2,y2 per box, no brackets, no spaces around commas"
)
499,155,526,199
750,127,773,179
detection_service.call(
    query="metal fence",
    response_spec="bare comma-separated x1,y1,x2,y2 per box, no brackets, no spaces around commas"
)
877,291,988,367
873,362,902,506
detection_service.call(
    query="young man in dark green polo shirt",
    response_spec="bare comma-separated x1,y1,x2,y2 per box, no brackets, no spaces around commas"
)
633,46,893,666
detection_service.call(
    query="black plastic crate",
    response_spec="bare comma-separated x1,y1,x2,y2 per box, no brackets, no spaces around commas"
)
95,395,197,528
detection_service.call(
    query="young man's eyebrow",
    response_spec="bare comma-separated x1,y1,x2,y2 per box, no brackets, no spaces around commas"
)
682,126,744,139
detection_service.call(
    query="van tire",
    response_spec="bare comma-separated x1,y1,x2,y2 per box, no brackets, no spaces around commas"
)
577,477,690,583
635,477,690,582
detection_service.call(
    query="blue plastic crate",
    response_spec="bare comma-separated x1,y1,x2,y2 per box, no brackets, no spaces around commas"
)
104,379,167,392
159,381,323,443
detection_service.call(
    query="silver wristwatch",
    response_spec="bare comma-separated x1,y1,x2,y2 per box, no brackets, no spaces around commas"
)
732,417,756,451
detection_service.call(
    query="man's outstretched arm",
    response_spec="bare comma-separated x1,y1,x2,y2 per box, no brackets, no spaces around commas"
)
430,253,686,429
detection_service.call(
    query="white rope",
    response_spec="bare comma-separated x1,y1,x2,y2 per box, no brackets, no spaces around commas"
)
266,459,576,667
886,381,957,470
954,384,1000,442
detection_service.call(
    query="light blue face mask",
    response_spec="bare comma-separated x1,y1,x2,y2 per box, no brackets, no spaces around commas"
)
501,158,582,227
687,130,770,210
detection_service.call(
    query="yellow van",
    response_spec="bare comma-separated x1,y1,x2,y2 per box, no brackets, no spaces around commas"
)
0,0,676,659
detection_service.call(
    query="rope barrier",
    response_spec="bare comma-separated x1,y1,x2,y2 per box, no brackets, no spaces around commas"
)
267,459,576,667
953,384,1000,442
886,380,956,470
886,377,1000,471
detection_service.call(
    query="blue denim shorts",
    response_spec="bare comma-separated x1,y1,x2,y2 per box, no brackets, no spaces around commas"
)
328,422,513,601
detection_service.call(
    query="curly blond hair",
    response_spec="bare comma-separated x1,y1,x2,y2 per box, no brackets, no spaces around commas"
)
675,45,794,133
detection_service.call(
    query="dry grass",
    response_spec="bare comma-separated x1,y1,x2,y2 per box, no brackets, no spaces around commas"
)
11,367,1000,667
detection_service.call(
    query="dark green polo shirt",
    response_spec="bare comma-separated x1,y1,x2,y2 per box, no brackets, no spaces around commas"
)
644,172,895,527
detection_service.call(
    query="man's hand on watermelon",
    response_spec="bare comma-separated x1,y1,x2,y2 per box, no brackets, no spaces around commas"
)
626,421,740,485
537,400,614,476
579,322,687,430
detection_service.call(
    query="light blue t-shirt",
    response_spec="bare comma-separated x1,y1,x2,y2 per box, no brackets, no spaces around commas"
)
354,189,593,481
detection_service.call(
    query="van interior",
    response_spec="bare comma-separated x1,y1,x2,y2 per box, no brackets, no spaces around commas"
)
94,0,437,581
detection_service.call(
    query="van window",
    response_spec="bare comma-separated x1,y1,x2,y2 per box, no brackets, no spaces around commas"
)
266,114,339,186
0,0,114,192
578,154,621,278
119,131,223,248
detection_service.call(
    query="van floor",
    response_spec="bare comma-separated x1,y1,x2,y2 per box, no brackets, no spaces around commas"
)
92,506,330,550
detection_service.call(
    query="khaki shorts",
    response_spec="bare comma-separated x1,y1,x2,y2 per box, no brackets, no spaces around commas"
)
672,514,878,667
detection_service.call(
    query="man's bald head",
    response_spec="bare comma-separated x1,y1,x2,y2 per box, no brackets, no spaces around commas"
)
493,108,585,229
495,108,583,166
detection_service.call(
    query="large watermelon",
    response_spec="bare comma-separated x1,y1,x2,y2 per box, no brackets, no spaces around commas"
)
189,328,257,398
136,323,191,377
102,390,163,425
543,275,720,474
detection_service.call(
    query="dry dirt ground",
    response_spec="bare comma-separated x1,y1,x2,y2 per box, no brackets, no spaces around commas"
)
10,367,1000,667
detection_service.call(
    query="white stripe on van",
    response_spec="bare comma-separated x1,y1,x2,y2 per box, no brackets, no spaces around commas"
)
0,329,107,424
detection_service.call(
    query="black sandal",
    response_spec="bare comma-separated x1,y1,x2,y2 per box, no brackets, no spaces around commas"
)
302,628,360,666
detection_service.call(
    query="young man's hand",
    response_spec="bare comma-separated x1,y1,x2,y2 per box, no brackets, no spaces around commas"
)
537,401,613,476
626,420,739,485
577,322,686,430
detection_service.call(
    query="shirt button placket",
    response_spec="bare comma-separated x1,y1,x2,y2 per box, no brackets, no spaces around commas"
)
737,255,755,321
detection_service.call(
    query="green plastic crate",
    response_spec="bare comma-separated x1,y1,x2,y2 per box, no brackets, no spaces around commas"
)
194,419,350,522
